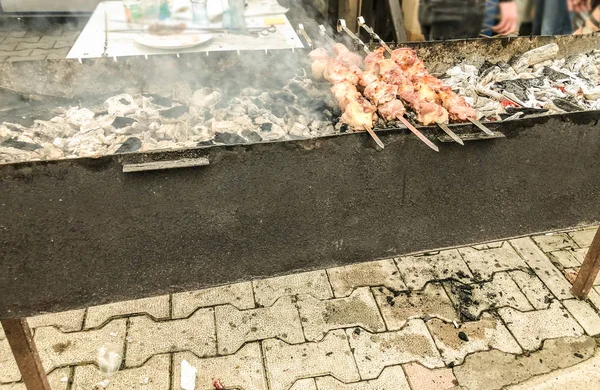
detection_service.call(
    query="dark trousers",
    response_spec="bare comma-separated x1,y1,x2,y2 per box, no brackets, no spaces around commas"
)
419,0,486,40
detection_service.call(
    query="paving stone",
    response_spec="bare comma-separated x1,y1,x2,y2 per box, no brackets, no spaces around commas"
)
563,299,600,336
253,270,333,307
297,287,385,341
327,259,406,297
28,309,85,332
0,368,70,390
396,250,473,290
174,343,266,390
498,301,584,351
471,242,504,250
0,42,16,51
373,283,457,330
532,232,578,252
453,336,596,390
36,319,126,373
72,354,169,390
508,270,553,310
215,295,304,354
0,338,20,383
86,295,170,329
549,248,587,268
15,41,54,51
505,350,600,390
7,55,47,62
427,313,522,365
54,41,75,49
403,363,457,390
126,309,215,367
0,49,31,58
445,272,532,321
32,48,69,59
568,227,598,248
172,282,254,319
459,242,527,281
315,366,411,390
263,330,359,390
25,27,64,38
1,37,39,44
588,288,600,310
291,379,317,390
348,319,444,379
510,237,574,299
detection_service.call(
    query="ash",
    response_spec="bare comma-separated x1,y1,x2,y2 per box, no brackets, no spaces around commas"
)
0,77,338,164
443,44,600,121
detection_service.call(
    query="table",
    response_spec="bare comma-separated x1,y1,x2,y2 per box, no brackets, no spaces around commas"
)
67,0,304,59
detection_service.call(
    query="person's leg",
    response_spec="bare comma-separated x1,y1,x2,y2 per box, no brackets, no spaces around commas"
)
531,0,544,35
540,0,573,35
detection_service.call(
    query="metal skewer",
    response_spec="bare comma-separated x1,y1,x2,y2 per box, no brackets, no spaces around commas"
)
398,118,440,152
436,123,465,145
337,19,370,54
297,24,313,49
468,118,494,135
365,127,385,149
357,16,392,54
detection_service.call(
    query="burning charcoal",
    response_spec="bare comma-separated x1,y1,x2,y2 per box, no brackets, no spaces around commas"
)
172,82,193,104
143,93,173,107
115,137,142,154
479,60,496,75
565,54,588,73
214,132,247,144
553,98,585,112
505,107,550,116
160,105,189,119
105,94,139,116
197,140,214,146
289,123,310,139
509,44,559,73
241,129,262,143
112,117,137,129
260,123,273,132
271,104,287,118
190,89,221,109
38,143,64,160
66,107,95,129
1,138,41,151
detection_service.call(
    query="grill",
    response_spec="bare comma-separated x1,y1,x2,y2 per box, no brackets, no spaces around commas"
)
1,32,600,319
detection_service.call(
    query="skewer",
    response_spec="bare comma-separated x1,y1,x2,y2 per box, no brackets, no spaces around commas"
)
297,24,313,49
337,19,370,54
436,123,465,145
357,16,392,54
398,117,440,152
365,128,385,149
468,118,494,135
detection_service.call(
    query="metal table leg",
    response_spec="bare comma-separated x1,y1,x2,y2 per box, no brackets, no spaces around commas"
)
1,318,51,390
572,226,600,299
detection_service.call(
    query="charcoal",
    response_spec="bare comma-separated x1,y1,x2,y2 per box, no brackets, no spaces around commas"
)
214,132,246,144
1,138,41,151
553,98,585,112
505,107,549,116
241,130,263,143
143,93,173,107
112,117,137,129
260,122,273,132
197,140,215,146
271,104,287,118
115,137,142,154
509,43,559,72
479,60,496,75
542,67,569,81
495,78,545,102
160,105,189,119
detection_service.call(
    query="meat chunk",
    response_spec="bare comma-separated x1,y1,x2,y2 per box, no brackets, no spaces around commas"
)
437,86,478,121
364,47,386,71
341,99,376,131
413,100,449,126
324,59,360,85
378,99,406,121
363,80,398,106
330,82,361,110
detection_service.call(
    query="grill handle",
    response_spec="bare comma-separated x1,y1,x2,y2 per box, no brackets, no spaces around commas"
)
122,157,210,173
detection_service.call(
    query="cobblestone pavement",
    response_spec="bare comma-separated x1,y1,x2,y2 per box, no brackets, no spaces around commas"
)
1,225,600,389
0,17,84,62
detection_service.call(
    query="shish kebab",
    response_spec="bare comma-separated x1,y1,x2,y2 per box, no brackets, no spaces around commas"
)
336,20,465,146
311,43,440,151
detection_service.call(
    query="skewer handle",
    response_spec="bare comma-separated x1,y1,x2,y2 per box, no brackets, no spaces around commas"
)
297,24,313,49
357,16,392,54
337,19,370,54
365,128,385,149
398,117,440,152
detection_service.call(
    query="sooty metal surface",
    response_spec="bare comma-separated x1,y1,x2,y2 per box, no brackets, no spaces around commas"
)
1,112,600,319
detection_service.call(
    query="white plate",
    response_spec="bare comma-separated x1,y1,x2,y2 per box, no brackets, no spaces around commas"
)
134,33,213,50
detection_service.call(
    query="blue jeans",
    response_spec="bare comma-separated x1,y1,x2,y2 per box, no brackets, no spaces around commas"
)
533,0,574,35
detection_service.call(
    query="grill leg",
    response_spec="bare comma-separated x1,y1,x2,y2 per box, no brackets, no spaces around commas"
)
1,318,51,390
572,226,600,299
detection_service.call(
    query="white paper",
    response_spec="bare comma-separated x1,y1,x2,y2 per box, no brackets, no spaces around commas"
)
181,360,197,390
